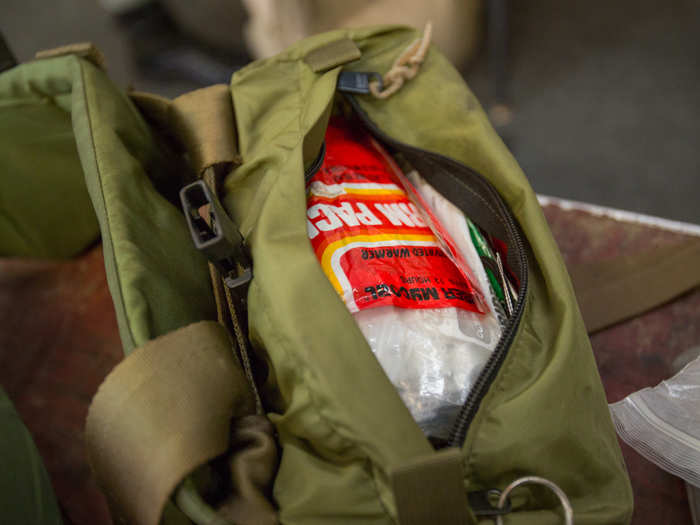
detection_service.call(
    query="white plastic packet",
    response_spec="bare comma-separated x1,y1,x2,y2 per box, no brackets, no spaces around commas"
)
610,353,700,486
407,169,505,329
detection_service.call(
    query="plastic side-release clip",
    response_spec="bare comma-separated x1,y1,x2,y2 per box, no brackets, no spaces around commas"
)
337,71,383,94
180,180,252,290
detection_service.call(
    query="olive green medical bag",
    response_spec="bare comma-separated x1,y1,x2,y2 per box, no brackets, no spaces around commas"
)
0,25,633,525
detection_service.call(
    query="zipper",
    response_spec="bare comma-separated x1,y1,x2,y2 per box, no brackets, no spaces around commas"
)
304,141,326,181
345,94,529,447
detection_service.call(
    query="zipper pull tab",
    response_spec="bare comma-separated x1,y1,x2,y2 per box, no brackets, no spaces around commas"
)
337,71,383,94
495,252,514,316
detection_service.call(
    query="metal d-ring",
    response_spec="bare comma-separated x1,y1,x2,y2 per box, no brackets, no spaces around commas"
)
494,476,574,525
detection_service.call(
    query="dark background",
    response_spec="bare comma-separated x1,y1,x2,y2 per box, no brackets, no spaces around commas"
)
2,0,698,223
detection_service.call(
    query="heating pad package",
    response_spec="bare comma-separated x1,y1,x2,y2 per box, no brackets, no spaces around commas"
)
306,116,502,438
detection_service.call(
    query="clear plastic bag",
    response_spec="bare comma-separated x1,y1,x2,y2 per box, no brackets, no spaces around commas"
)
610,351,700,486
356,305,498,438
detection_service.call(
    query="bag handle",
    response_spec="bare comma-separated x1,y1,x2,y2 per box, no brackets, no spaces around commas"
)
130,84,241,177
35,42,106,70
86,321,257,525
170,84,242,175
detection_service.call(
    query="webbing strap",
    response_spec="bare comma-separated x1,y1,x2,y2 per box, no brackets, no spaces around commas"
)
303,38,361,73
141,82,260,412
129,91,173,135
35,42,106,69
171,84,241,175
86,321,256,525
391,447,475,525
571,238,700,333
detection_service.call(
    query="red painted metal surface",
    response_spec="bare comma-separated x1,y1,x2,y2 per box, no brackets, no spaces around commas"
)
543,204,699,525
0,246,118,525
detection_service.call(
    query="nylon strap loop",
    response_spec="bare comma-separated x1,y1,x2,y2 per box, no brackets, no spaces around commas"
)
35,42,106,69
86,321,256,525
571,238,700,333
391,447,475,525
171,84,241,175
129,91,174,136
303,38,361,73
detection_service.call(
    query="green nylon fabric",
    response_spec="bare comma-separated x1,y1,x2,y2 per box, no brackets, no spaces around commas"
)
0,26,633,525
228,36,434,524
0,386,63,525
226,26,633,524
0,91,99,258
0,56,216,353
347,28,634,524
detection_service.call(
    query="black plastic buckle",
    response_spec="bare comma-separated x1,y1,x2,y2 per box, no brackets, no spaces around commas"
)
180,180,252,289
337,71,383,94
468,489,512,517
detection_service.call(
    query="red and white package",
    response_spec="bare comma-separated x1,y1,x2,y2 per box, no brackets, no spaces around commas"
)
306,116,501,438
306,117,487,314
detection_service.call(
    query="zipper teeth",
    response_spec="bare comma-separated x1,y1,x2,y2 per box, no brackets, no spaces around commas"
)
345,95,529,447
401,151,529,447
448,231,528,446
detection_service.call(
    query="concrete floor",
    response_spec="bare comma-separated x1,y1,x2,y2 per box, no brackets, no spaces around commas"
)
2,0,698,223
467,0,700,224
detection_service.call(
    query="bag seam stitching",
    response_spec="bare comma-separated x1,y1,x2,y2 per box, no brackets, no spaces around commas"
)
76,57,136,351
250,61,392,518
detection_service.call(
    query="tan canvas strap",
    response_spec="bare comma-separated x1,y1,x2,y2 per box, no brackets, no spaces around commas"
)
35,42,106,70
391,447,475,525
148,81,262,413
86,321,256,525
129,91,174,136
171,84,241,175
222,275,263,414
129,87,240,177
571,238,700,333
303,38,361,73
